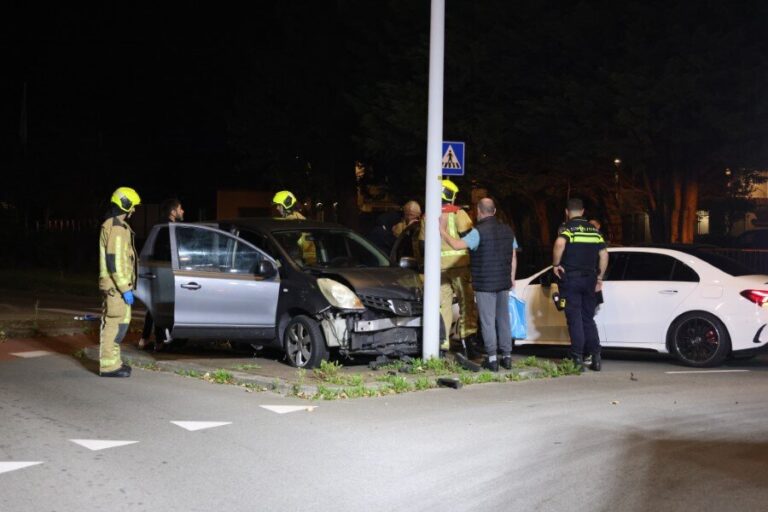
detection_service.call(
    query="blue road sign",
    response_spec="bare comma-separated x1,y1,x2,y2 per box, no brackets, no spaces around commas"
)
441,141,465,176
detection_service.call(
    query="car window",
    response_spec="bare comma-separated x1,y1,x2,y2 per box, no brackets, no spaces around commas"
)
623,252,676,281
604,252,629,281
175,226,261,274
151,227,171,262
671,261,699,282
272,229,390,268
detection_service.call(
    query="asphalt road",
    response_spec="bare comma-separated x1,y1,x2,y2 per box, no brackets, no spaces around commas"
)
1,347,767,512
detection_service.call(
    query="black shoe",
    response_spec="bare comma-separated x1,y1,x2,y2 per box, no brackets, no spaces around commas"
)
500,356,512,370
589,353,601,372
482,358,499,372
100,366,131,378
569,354,586,372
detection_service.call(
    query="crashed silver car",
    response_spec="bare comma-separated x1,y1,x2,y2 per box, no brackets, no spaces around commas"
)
136,219,423,368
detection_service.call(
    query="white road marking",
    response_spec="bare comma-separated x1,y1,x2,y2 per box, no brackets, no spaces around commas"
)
69,439,139,451
665,369,751,374
0,461,44,475
260,405,317,414
171,421,232,431
10,351,54,358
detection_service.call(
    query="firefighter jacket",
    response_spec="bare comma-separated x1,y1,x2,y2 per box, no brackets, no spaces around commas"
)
420,205,473,269
99,216,137,293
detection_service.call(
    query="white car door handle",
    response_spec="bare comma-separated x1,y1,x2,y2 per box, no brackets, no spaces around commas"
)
659,290,678,294
181,282,201,290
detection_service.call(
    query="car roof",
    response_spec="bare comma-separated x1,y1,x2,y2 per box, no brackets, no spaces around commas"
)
216,217,348,232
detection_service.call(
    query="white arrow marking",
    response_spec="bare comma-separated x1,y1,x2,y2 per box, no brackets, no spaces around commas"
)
0,462,44,475
665,370,750,374
171,421,232,431
69,439,138,451
10,351,54,358
260,405,317,414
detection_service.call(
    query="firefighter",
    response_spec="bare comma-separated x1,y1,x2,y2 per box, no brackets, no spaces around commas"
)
98,187,141,377
273,190,316,265
427,180,478,351
272,190,305,220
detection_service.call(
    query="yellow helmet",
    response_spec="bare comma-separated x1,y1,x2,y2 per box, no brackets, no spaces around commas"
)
441,180,459,203
111,187,141,212
272,190,298,210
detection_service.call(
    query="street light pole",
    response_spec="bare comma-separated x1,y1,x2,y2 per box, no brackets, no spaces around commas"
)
422,0,445,361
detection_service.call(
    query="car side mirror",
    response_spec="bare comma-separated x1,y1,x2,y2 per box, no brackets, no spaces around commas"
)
398,257,419,271
257,260,277,278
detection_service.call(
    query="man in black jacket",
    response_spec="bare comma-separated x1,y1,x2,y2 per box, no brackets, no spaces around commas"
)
440,198,518,371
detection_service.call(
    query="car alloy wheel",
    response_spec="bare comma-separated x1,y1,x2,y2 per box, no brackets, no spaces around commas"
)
284,315,328,369
669,312,730,367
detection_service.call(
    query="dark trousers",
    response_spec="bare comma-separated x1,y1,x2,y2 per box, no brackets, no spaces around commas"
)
560,274,600,357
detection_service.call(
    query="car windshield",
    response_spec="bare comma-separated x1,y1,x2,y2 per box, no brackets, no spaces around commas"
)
272,229,391,269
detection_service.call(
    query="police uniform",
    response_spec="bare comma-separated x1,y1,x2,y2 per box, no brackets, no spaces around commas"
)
556,217,606,361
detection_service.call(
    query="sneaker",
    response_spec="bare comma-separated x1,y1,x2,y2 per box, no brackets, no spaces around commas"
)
482,358,499,372
500,356,512,370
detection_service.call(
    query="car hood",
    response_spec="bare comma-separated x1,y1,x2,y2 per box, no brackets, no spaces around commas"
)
318,268,422,300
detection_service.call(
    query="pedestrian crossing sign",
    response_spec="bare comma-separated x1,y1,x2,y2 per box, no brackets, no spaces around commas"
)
441,141,465,176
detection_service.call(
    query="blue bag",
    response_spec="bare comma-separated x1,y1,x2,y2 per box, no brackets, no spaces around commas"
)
509,290,527,340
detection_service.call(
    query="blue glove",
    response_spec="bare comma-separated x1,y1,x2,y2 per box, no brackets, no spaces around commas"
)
122,290,135,305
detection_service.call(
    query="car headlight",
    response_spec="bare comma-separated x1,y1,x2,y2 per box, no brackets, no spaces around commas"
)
317,278,365,311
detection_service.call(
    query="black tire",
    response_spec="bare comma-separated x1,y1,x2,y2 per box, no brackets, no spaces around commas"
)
668,312,731,367
283,315,328,369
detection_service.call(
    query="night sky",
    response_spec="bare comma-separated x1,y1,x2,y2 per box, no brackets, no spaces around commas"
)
3,1,767,224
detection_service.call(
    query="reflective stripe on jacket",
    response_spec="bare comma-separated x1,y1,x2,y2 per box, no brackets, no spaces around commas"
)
99,217,137,293
440,209,472,269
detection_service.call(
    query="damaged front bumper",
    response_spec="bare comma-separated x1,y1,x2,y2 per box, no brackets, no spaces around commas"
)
319,311,421,356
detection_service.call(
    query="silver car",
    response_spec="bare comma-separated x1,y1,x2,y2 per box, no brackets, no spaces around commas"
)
136,219,423,368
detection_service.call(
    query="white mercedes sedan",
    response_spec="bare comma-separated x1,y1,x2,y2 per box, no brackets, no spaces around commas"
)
515,246,768,367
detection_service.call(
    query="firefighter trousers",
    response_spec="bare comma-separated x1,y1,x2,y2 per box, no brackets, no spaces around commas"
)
439,266,478,348
99,288,131,373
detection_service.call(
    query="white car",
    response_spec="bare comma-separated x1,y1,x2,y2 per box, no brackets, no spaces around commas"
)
515,246,768,367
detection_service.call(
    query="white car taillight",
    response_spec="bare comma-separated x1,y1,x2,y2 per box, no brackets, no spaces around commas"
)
740,290,768,307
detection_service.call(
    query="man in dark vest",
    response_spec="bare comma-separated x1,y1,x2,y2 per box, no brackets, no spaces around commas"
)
440,197,518,371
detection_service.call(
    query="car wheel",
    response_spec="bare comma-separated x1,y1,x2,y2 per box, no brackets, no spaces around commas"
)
668,312,731,367
284,315,328,368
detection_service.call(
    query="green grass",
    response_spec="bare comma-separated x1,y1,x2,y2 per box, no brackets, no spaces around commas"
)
312,360,365,386
208,369,234,384
514,355,583,377
175,369,203,378
231,363,262,371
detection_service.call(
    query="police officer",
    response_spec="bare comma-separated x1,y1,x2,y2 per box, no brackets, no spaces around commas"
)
273,190,305,220
424,180,478,351
98,187,141,377
552,198,608,371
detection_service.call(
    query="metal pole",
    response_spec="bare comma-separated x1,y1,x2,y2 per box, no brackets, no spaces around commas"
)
423,0,445,361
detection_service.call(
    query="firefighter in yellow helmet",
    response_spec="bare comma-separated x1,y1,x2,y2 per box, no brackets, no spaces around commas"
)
421,180,478,351
272,190,316,265
272,190,305,220
98,187,141,377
